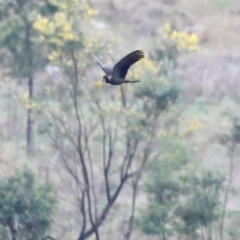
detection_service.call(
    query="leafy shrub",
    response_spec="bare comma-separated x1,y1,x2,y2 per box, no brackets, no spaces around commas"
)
0,168,56,240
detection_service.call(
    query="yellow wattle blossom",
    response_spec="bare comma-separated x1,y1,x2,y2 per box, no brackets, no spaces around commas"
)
163,23,199,52
188,34,198,45
157,130,168,137
187,118,202,132
48,49,62,63
178,117,202,138
134,126,142,132
101,102,122,115
139,112,146,120
49,0,78,13
18,92,39,110
20,92,29,102
170,30,178,41
81,0,98,20
164,23,171,36
84,37,101,51
162,77,171,86
128,56,160,79
45,86,52,94
33,12,78,43
33,0,96,63
125,109,135,117
94,79,104,88
156,130,172,138
33,14,55,36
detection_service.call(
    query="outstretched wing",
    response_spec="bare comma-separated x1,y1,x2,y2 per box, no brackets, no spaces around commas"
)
91,53,113,76
113,50,144,79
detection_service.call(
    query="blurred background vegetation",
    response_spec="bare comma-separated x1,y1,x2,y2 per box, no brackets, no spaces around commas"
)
0,0,240,239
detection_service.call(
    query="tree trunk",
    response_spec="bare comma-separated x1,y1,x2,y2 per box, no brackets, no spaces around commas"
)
25,24,34,154
27,75,33,153
7,221,18,240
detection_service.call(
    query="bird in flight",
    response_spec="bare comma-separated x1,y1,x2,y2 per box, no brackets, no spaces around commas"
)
91,50,145,85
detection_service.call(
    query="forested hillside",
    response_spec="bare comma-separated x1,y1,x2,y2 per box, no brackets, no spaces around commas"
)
0,0,240,239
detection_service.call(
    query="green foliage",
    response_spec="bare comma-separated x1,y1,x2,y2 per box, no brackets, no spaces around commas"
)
218,117,240,145
0,0,48,79
231,117,240,143
159,139,193,168
138,176,178,238
0,168,56,240
213,0,231,10
40,1,59,15
136,144,191,240
0,0,58,151
176,170,224,236
135,61,180,113
137,150,225,240
227,211,240,240
150,24,199,67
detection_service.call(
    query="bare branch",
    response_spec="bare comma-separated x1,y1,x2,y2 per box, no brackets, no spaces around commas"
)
70,49,99,239
123,173,140,240
83,124,98,221
219,142,236,240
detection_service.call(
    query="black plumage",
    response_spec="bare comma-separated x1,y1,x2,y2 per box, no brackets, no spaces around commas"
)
92,50,145,85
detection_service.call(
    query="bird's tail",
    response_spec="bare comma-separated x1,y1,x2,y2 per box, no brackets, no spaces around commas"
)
123,80,140,84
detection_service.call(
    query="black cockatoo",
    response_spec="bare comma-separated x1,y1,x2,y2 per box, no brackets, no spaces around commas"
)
91,50,144,85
